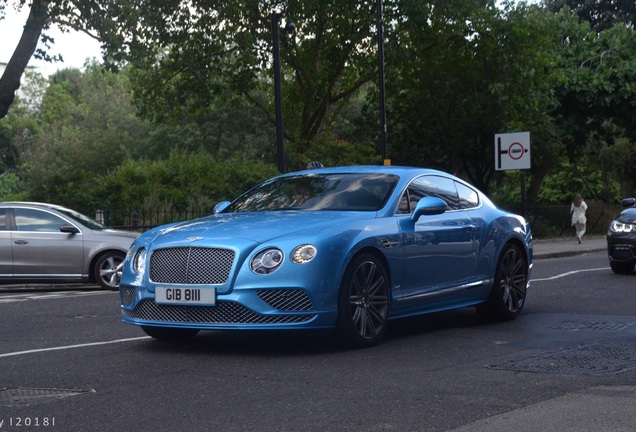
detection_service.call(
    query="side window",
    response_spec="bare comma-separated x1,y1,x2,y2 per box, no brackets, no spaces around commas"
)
14,208,68,232
0,209,6,230
456,182,480,209
397,175,460,214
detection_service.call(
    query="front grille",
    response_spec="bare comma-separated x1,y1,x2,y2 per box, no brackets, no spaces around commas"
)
610,245,634,260
611,247,635,260
150,247,235,284
123,299,316,325
257,289,314,311
120,285,136,306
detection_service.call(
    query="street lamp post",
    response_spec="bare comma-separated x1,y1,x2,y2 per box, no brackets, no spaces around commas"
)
272,12,295,173
377,0,389,165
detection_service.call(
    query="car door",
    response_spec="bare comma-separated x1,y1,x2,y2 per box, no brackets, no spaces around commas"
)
11,207,85,278
0,208,12,277
398,175,480,302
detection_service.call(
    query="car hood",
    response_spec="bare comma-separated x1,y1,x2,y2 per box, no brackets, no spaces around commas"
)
142,211,373,246
99,228,140,238
616,207,636,224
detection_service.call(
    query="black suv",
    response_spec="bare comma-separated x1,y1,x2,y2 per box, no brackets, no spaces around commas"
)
608,198,636,274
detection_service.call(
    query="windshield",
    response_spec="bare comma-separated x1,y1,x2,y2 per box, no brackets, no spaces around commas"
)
57,207,106,230
224,173,399,212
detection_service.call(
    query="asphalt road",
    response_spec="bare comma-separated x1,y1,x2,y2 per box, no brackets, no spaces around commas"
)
1,251,635,432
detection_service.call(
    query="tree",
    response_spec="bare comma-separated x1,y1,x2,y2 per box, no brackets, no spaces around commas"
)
0,0,106,119
91,0,383,169
22,63,153,212
0,69,47,172
545,0,636,31
379,0,575,196
561,23,636,197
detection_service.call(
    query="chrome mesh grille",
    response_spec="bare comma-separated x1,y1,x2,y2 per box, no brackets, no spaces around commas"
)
257,289,313,311
120,285,136,306
123,300,316,324
149,247,235,284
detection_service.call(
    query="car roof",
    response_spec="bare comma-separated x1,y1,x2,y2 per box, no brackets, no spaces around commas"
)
288,165,446,176
0,201,73,212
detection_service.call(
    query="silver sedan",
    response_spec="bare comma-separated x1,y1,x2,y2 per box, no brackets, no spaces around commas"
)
0,202,139,289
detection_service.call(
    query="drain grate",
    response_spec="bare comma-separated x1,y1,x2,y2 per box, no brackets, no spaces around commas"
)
488,343,636,377
0,387,95,407
551,321,636,331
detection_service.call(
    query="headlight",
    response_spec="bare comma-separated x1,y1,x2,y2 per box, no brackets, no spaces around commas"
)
610,221,636,233
126,245,136,261
251,248,284,274
133,247,146,272
291,245,317,264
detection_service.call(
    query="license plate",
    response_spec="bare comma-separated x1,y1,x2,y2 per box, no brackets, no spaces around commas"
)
155,287,216,305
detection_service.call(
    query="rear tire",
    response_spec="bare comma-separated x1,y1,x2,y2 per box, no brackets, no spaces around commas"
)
336,254,390,348
477,244,527,321
142,326,200,341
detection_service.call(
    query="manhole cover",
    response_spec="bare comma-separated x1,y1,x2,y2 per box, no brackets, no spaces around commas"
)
488,343,636,377
0,387,95,407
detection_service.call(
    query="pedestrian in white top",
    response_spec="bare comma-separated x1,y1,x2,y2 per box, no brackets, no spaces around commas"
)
570,194,588,244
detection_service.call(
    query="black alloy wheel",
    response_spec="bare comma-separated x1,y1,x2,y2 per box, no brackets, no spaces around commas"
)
337,253,390,348
477,243,527,321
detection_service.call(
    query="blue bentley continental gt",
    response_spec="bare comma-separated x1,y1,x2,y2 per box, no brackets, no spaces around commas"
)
119,166,533,348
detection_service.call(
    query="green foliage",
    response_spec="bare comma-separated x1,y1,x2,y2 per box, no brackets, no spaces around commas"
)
381,1,574,193
289,139,379,170
3,0,636,220
0,173,26,200
100,0,381,164
545,0,636,31
19,64,154,213
97,150,279,218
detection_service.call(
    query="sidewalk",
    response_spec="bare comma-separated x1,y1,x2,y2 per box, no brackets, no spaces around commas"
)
533,234,607,259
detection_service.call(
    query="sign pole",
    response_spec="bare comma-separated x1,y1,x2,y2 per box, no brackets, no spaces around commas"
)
520,170,526,219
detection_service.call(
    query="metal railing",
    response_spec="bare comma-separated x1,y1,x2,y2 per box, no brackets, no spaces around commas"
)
97,208,214,231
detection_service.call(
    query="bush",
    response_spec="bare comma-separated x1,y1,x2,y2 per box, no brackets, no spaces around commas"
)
97,150,279,225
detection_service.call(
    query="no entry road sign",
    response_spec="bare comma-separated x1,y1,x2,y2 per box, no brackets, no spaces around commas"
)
495,132,531,171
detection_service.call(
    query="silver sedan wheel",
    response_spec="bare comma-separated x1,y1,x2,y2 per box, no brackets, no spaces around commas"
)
95,252,125,290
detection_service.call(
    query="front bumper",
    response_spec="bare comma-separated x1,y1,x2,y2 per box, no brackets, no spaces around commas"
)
119,284,337,330
607,233,636,263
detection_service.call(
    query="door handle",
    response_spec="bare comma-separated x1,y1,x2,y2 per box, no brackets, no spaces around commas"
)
13,240,29,245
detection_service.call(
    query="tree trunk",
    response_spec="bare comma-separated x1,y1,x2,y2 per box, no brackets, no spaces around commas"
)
526,164,549,205
0,0,50,119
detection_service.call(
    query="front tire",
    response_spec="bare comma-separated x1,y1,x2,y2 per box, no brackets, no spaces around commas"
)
336,254,390,348
477,243,527,321
94,252,125,290
610,260,635,274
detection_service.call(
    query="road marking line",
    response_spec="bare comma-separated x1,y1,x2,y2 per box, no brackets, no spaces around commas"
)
0,291,113,303
0,336,150,359
532,267,610,282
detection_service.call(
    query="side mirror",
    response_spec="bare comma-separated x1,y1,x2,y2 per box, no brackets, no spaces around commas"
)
60,225,80,234
411,197,447,222
621,198,635,208
213,201,231,214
